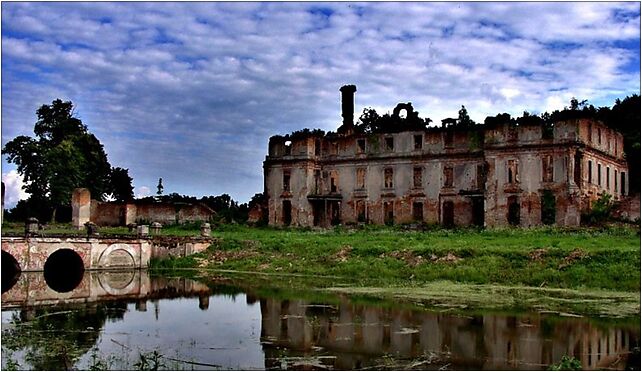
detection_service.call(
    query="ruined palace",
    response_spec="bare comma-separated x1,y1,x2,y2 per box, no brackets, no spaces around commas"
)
263,85,629,228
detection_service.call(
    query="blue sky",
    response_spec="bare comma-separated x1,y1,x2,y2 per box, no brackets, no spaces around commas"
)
2,2,640,208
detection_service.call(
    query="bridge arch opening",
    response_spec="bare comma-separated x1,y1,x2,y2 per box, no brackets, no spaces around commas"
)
2,250,21,293
44,249,85,293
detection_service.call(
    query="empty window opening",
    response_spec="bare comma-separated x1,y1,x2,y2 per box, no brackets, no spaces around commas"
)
385,137,394,151
314,170,321,194
476,163,487,190
312,202,322,226
356,168,366,190
283,170,291,192
542,123,554,139
606,166,610,190
620,172,626,196
444,166,453,188
330,142,338,155
282,200,292,226
507,160,519,184
588,123,593,142
507,196,520,226
574,151,582,185
384,201,394,225
472,197,484,227
44,249,85,293
442,200,454,228
542,155,553,183
330,201,341,225
330,174,338,193
588,160,593,183
615,139,618,156
444,131,454,147
413,202,424,221
357,138,366,153
414,134,423,150
597,163,602,186
614,169,618,193
384,168,394,188
284,140,292,155
314,139,321,156
2,251,21,294
541,190,556,225
413,167,423,188
356,200,367,223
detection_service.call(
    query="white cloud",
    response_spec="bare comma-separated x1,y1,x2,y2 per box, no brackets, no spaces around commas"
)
1,2,639,202
2,170,29,209
135,186,151,198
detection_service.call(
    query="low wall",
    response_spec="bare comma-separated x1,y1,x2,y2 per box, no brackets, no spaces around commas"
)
150,236,215,259
88,200,214,226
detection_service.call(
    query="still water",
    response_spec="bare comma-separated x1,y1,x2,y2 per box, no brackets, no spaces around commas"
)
1,270,639,370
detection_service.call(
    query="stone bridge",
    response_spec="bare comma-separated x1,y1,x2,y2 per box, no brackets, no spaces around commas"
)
2,236,153,272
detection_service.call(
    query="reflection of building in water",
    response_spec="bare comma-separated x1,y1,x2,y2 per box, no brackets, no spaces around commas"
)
260,297,638,370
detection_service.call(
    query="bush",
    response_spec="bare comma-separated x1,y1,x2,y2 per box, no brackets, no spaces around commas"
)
548,355,582,370
582,194,615,226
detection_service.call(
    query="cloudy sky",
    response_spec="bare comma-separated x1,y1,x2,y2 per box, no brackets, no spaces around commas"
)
2,2,640,208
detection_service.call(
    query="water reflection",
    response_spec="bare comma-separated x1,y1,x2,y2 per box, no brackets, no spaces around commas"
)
1,271,639,371
259,297,640,370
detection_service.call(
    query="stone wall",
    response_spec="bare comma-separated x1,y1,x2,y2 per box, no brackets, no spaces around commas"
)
73,189,215,227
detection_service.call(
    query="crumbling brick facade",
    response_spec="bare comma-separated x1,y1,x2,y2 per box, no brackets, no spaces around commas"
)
264,85,629,228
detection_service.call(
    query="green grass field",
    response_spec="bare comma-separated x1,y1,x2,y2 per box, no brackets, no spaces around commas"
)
151,224,641,292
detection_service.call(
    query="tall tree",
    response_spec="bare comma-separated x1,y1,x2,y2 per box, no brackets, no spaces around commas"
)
109,167,135,202
2,99,114,221
457,105,476,127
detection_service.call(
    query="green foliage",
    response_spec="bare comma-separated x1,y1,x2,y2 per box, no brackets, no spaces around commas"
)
109,167,134,202
355,107,431,134
541,190,556,225
548,355,582,370
582,194,615,225
133,350,165,370
2,99,132,221
457,105,476,127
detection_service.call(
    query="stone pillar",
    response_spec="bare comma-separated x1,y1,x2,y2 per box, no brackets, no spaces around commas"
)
125,203,137,226
151,222,162,235
72,188,91,230
137,225,149,237
85,221,99,237
25,217,39,237
200,222,211,237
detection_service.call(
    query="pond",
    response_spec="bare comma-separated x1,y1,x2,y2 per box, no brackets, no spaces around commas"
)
1,270,640,370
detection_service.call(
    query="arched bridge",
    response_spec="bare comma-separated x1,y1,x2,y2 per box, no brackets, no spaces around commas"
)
2,237,152,272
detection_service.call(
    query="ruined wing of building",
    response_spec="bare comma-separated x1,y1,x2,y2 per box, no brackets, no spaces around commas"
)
263,85,630,228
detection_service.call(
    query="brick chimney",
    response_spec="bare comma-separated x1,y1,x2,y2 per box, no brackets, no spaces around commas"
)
339,84,357,132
